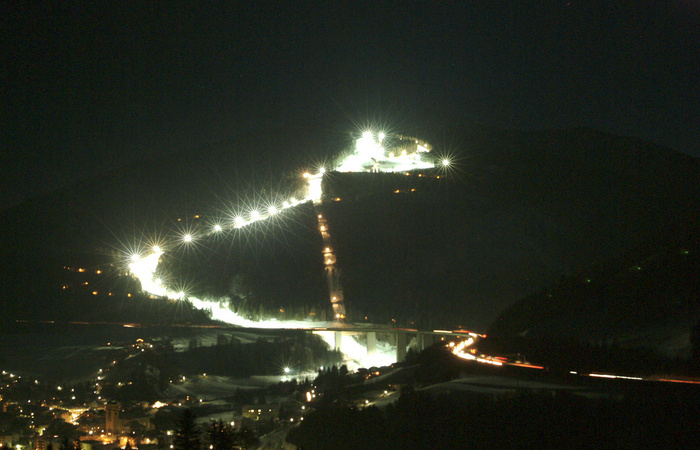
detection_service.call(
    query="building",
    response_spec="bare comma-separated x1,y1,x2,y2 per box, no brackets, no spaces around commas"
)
241,404,279,422
105,402,121,434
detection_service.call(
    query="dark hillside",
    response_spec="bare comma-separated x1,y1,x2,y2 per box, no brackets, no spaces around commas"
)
486,216,700,364
1,126,697,331
325,128,699,328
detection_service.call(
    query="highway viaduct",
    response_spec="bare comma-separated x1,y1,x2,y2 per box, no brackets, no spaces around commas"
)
269,326,482,363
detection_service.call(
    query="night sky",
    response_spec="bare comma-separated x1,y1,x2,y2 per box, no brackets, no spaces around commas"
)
2,1,698,210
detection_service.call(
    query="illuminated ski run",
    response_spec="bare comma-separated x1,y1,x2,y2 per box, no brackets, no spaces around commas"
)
124,130,441,367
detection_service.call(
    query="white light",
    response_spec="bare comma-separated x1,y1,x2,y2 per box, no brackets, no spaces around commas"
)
250,210,260,221
319,167,326,174
283,367,290,374
442,159,450,166
378,132,385,142
153,245,161,253
268,205,278,215
183,234,193,243
282,201,290,208
234,216,246,227
130,254,140,262
362,131,373,139
213,224,222,232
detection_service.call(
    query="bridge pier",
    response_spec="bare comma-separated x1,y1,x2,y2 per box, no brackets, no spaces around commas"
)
396,332,407,362
334,331,343,352
366,331,376,358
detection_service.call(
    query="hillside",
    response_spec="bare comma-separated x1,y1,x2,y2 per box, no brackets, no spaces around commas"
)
1,126,698,331
486,219,700,360
324,127,700,328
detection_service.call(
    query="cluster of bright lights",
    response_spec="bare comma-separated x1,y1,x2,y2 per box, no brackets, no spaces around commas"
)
336,131,436,173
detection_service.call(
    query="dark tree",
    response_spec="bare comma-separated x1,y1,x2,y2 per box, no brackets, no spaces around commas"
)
207,420,234,450
173,409,200,450
233,426,258,450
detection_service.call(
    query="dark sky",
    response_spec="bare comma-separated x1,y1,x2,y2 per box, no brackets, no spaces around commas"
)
2,1,698,210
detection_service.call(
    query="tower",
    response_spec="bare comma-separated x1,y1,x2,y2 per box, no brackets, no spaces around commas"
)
105,402,121,434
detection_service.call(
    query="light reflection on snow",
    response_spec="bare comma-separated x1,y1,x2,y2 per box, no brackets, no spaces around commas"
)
124,130,436,368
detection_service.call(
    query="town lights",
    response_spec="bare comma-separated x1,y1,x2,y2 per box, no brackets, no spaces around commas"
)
268,205,278,215
442,159,450,167
213,224,222,232
183,234,193,243
250,210,260,221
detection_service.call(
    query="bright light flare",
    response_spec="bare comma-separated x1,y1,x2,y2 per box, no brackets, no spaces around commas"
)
183,234,193,243
213,224,223,232
268,205,278,215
